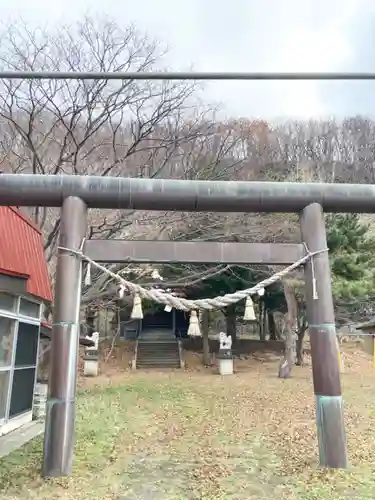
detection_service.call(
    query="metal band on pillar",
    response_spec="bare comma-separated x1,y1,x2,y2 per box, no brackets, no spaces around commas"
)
300,202,348,469
42,196,87,477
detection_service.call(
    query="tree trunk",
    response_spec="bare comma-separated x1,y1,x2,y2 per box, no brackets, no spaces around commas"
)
86,307,96,337
278,281,298,378
268,311,277,340
226,304,237,346
295,328,307,366
258,301,266,341
262,305,267,340
201,310,210,366
296,306,308,366
258,301,263,340
109,304,120,337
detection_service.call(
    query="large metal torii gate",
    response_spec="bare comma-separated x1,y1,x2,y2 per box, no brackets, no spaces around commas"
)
0,70,374,478
2,175,375,477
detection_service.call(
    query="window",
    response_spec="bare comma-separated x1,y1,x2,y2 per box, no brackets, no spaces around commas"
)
0,292,16,313
14,322,39,367
0,371,10,420
19,298,40,319
9,368,35,418
0,317,15,368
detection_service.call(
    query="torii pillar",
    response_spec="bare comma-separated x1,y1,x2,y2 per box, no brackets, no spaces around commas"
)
300,202,348,468
42,196,87,476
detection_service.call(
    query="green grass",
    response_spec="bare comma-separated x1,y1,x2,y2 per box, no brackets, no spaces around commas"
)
0,362,375,499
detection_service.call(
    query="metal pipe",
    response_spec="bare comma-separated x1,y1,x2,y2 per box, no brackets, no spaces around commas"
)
0,71,374,80
0,174,375,212
42,196,87,477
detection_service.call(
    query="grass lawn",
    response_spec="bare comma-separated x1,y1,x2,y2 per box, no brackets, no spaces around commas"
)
0,346,375,500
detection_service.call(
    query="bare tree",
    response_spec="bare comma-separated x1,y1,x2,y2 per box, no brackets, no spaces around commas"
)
5,17,375,338
0,16,206,257
0,18,245,301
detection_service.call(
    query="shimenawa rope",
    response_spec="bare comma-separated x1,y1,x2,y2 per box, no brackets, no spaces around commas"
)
58,244,327,312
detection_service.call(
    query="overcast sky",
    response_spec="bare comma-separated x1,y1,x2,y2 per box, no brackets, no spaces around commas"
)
0,0,375,120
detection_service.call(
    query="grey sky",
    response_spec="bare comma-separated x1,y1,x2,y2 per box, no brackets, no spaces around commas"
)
1,0,375,120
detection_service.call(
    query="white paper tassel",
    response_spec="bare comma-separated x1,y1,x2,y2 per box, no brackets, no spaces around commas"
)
243,295,256,321
257,287,265,297
84,263,91,286
187,310,201,336
312,278,318,300
164,305,172,312
118,285,125,299
130,293,143,319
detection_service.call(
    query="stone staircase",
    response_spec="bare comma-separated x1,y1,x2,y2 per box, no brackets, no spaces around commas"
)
136,329,182,369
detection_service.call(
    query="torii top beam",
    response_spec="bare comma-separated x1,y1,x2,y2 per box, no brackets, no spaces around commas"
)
0,175,374,213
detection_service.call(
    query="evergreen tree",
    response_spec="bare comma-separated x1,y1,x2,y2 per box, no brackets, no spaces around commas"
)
326,214,375,299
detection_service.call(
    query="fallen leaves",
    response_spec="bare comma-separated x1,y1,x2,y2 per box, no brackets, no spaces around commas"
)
2,343,375,499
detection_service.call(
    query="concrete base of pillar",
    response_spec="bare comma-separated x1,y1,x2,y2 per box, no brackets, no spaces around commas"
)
218,357,234,376
83,359,99,377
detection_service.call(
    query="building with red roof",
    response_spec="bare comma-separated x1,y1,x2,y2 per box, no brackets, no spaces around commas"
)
0,207,52,302
0,207,52,436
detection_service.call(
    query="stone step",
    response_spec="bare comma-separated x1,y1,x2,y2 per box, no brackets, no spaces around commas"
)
138,348,178,352
138,340,178,344
138,355,179,360
138,350,178,354
137,358,180,363
137,359,180,364
136,338,181,369
137,363,180,369
138,360,180,365
138,348,178,355
138,340,178,343
138,342,178,349
137,354,180,359
138,334,176,340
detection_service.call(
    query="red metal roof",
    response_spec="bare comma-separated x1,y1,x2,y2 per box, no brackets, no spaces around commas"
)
0,207,52,302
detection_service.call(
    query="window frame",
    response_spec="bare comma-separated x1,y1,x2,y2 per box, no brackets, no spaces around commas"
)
18,297,42,321
0,292,18,314
0,295,41,426
0,292,42,321
0,316,18,371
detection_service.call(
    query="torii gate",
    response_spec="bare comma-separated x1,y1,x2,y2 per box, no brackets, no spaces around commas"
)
0,174,373,476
